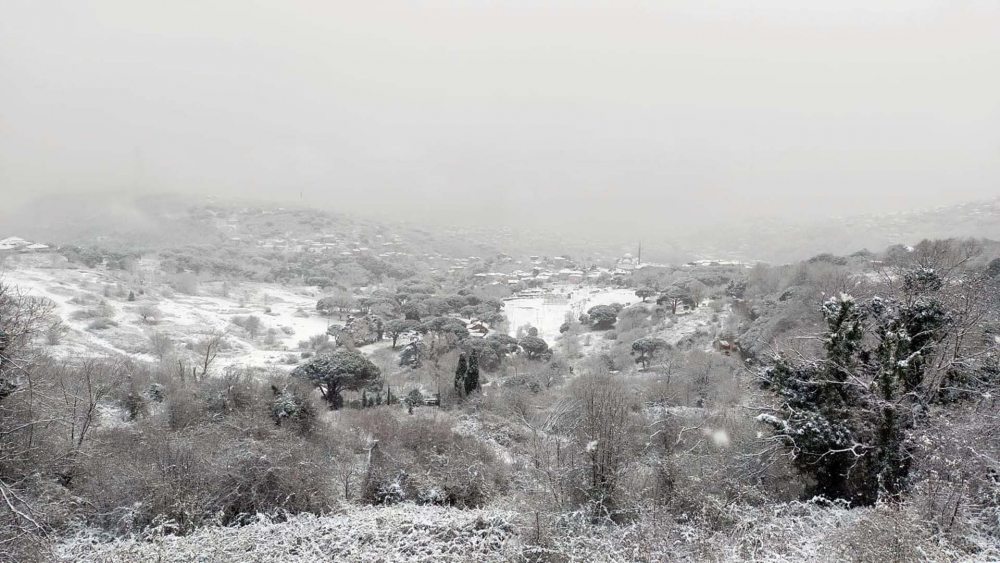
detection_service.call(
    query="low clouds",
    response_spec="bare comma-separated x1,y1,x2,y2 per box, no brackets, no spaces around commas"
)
1,1,998,234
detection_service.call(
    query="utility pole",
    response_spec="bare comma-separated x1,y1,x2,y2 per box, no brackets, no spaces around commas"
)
637,241,641,266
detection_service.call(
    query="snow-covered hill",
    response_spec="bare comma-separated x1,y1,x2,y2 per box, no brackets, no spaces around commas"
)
1,262,341,371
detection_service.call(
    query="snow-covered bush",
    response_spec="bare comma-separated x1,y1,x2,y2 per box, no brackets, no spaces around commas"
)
75,422,337,535
58,505,520,563
347,409,510,508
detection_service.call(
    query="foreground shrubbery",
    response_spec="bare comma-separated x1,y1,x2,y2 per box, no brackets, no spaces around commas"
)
349,409,510,508
54,498,1000,562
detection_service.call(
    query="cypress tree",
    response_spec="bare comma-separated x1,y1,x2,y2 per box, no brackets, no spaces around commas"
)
464,351,480,395
454,353,468,397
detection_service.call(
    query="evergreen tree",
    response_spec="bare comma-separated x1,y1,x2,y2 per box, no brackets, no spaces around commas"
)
291,350,380,410
464,351,480,395
454,353,468,397
757,269,952,506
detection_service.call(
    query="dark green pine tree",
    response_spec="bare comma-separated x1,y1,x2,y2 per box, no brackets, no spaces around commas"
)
464,351,480,395
454,353,468,397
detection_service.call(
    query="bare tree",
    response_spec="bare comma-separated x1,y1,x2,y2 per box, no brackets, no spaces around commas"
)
55,357,130,448
148,331,174,360
573,372,636,521
0,281,56,554
687,280,708,308
192,330,228,382
136,304,161,324
244,315,263,340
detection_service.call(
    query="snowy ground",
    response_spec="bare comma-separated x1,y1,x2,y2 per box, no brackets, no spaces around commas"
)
504,286,638,343
649,301,726,348
567,298,728,362
1,263,725,375
0,264,344,371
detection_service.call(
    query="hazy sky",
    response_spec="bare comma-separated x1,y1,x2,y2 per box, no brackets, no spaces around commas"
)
1,1,998,234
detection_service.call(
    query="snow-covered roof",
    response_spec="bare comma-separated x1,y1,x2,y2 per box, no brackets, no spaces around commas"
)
25,243,49,249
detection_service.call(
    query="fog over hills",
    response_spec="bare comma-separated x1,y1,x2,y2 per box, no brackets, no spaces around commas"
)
4,192,998,264
2,2,1000,562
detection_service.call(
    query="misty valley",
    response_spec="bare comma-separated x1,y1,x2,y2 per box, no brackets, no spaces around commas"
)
1,199,999,562
3,1,1000,561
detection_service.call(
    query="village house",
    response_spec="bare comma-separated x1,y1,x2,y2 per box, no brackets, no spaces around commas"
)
466,320,490,337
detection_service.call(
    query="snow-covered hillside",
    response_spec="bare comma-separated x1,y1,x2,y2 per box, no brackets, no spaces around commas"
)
0,264,341,370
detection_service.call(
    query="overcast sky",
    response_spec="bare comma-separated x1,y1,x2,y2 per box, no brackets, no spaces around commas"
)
1,1,998,235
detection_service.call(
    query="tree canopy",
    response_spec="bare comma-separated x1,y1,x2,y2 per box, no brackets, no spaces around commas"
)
657,286,689,314
518,335,550,360
634,287,655,302
385,318,419,349
292,350,380,409
486,333,520,357
631,337,669,369
587,305,618,329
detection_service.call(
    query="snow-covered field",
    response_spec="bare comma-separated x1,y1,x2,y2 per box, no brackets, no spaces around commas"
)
0,264,341,371
650,300,725,347
504,286,638,342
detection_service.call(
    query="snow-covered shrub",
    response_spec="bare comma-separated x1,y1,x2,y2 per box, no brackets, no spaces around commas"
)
201,368,264,416
59,505,520,563
270,384,318,435
47,320,67,345
348,409,509,508
165,388,205,430
147,383,165,403
75,422,337,535
828,504,936,562
87,317,118,330
119,386,148,421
